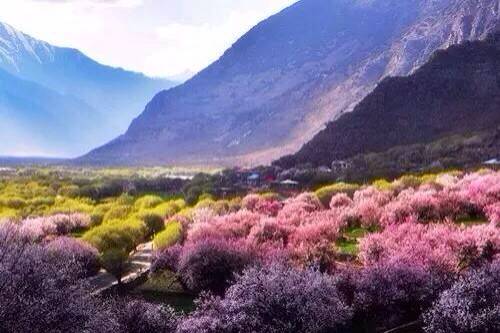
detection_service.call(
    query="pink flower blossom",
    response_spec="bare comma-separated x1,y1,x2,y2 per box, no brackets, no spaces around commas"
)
329,193,353,210
241,194,283,216
19,213,91,240
486,203,500,226
359,222,499,272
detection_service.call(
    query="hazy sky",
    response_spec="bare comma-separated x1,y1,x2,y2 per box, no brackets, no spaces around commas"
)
0,0,297,78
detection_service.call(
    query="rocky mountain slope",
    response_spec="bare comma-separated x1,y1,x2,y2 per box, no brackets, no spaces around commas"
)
0,22,176,156
276,33,500,168
82,0,500,166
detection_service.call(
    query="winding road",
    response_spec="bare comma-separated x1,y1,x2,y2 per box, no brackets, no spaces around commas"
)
88,242,153,295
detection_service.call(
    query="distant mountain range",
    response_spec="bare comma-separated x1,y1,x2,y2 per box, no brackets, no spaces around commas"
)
0,68,99,156
276,33,500,169
0,22,176,157
82,0,500,166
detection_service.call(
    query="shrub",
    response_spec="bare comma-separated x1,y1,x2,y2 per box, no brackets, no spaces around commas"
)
458,171,500,209
380,188,441,225
4,197,27,209
178,263,353,333
151,201,183,218
50,213,91,234
57,185,80,198
103,204,131,222
354,261,452,330
486,203,500,226
329,193,353,209
20,216,57,240
294,192,324,208
315,183,360,207
277,194,322,226
358,223,500,273
134,195,163,210
139,211,165,236
151,244,182,274
372,179,394,191
423,261,500,333
185,187,202,206
254,198,283,216
290,211,343,252
90,212,104,227
153,221,183,250
227,197,242,212
116,194,135,205
210,200,232,215
0,207,17,220
0,224,111,332
198,193,215,202
395,175,424,189
194,197,216,210
101,248,129,284
83,221,142,253
247,218,291,246
123,220,147,248
45,237,100,277
241,194,262,210
242,194,283,216
351,199,383,228
187,209,259,242
113,299,179,333
176,238,255,294
18,213,91,240
47,196,95,215
261,192,281,201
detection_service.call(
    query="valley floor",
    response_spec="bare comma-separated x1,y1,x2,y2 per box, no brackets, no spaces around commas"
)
0,167,498,332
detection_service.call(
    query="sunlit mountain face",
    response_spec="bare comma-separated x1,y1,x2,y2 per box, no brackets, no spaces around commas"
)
82,0,500,166
276,34,500,169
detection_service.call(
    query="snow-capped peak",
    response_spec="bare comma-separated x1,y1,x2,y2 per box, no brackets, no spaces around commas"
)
0,21,55,72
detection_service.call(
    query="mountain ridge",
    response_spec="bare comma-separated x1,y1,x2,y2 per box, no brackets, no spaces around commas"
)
0,67,100,156
82,0,500,166
0,21,177,157
275,33,500,168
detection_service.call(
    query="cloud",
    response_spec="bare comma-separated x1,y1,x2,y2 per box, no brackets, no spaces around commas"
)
150,1,296,76
153,9,262,75
30,0,143,7
0,0,296,77
31,0,130,2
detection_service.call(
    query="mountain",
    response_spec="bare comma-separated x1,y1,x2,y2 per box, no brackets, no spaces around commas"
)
0,68,101,156
275,33,500,169
82,0,500,166
0,22,176,156
336,128,500,182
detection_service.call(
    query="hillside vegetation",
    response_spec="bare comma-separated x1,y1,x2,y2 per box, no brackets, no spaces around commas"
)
279,34,500,168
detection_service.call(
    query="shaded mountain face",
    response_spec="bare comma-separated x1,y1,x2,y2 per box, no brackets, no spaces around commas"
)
276,33,500,168
0,22,175,156
83,0,500,166
0,68,100,156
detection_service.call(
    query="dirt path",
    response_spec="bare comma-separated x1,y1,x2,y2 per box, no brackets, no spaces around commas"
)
88,242,153,295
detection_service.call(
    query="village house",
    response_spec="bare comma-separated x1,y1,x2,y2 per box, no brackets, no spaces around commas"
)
331,160,352,173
